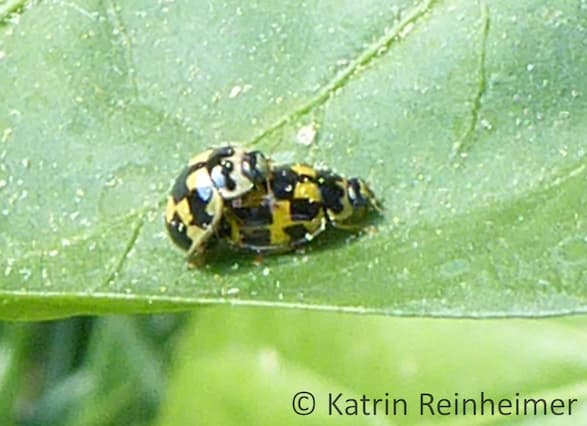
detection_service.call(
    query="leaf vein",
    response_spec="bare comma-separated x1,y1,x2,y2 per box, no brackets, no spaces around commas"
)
105,0,140,99
0,0,26,21
247,0,439,147
450,0,490,164
101,214,146,288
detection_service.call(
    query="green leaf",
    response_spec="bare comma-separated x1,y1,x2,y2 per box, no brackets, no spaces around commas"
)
0,0,585,319
157,308,587,426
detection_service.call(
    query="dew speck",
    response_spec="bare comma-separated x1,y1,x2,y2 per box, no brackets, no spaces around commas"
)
229,84,252,99
537,279,550,287
480,118,493,130
296,123,317,146
159,286,167,293
104,175,120,187
208,90,221,103
262,267,270,276
48,249,59,257
526,63,535,72
229,85,242,98
0,51,5,61
0,180,7,190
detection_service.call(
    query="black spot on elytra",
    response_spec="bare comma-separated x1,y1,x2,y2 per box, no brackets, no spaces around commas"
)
270,167,298,200
188,190,214,228
241,228,272,246
166,212,192,250
317,172,345,213
289,199,320,221
231,204,273,226
283,224,308,242
170,163,204,203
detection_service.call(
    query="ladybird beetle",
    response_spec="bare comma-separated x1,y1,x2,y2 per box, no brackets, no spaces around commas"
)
165,146,270,259
221,163,382,252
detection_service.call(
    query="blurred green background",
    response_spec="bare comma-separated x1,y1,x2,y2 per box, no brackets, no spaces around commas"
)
1,312,586,425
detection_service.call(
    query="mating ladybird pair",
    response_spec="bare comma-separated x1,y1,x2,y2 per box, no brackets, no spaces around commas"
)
165,146,382,262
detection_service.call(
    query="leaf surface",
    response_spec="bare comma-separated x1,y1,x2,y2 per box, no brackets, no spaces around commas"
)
0,0,585,319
